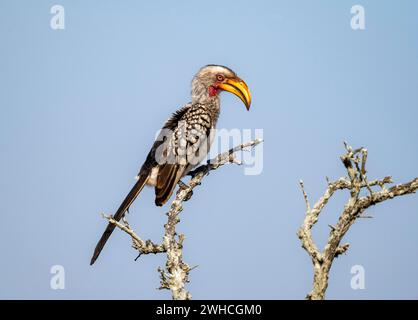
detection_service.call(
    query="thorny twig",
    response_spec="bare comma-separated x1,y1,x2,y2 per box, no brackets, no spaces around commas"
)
298,143,418,300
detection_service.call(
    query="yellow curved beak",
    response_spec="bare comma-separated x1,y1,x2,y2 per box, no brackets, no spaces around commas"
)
218,77,252,110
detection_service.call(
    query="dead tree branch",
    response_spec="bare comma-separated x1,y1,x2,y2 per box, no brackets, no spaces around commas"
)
298,143,418,300
104,138,263,300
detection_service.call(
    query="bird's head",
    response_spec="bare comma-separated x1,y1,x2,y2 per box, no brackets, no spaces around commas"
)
191,65,251,110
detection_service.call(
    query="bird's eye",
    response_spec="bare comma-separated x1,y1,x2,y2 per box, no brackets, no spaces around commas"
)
216,74,225,81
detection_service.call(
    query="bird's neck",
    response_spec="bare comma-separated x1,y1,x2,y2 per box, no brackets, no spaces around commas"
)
191,82,220,106
190,87,220,126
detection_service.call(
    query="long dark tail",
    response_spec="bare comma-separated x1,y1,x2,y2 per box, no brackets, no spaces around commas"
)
90,174,148,265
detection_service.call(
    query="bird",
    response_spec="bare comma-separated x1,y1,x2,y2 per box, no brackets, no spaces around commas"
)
90,65,251,265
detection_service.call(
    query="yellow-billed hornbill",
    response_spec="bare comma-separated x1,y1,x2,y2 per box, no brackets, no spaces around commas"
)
90,65,251,265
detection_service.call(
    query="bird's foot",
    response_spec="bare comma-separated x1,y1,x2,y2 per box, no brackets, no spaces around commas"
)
188,162,213,178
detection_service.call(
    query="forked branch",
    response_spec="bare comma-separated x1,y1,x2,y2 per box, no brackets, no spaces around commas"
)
298,143,418,300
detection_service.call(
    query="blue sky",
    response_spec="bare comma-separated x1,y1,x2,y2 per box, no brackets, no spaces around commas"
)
1,0,418,299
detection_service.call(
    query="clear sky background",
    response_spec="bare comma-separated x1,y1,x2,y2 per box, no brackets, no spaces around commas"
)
1,0,418,299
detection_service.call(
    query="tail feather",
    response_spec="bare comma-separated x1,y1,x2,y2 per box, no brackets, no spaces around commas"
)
90,174,148,265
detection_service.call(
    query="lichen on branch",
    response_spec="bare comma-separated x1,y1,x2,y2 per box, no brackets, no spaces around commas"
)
298,143,418,300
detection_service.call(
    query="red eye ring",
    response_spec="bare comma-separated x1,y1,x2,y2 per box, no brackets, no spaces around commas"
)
216,74,225,81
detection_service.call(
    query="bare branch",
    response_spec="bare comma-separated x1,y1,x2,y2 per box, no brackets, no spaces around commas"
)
158,138,263,300
104,214,165,254
299,143,418,300
299,181,311,211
